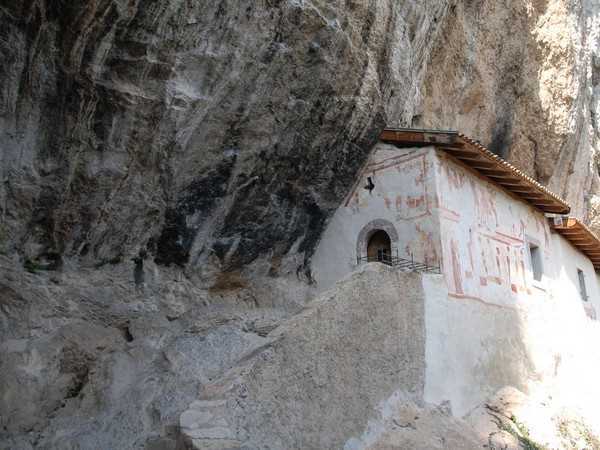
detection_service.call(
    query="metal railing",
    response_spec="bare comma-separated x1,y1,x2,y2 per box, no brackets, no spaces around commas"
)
357,253,441,274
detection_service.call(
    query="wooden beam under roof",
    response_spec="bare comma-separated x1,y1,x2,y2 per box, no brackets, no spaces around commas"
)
489,177,527,186
532,201,557,207
551,217,600,271
440,148,481,158
380,129,460,147
512,190,544,196
547,209,573,215
381,128,571,215
568,237,594,242
470,163,500,170
522,198,556,204
477,168,523,177
559,232,586,238
488,179,533,191
454,156,496,165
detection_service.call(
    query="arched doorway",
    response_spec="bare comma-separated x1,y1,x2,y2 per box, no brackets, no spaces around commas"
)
367,230,392,264
356,219,399,266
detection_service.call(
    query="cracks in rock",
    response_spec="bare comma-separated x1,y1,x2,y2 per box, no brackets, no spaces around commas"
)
527,134,544,184
242,320,277,338
489,114,512,159
485,404,547,450
79,149,136,258
392,418,417,430
588,60,600,184
119,321,134,342
154,157,235,267
59,344,94,401
65,365,90,400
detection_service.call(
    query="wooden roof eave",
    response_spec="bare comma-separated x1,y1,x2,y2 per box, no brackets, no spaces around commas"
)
551,218,600,270
379,128,570,214
380,129,461,147
455,134,570,214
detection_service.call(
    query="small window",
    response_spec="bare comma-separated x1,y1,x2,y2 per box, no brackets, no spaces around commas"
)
577,269,588,302
527,242,543,282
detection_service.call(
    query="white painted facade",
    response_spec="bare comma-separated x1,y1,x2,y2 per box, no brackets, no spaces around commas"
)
312,144,442,290
311,142,600,415
313,142,600,313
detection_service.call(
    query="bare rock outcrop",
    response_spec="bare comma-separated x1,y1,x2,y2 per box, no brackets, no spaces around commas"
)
0,0,449,281
465,386,600,450
2,1,600,449
416,0,600,219
362,386,600,450
0,254,277,449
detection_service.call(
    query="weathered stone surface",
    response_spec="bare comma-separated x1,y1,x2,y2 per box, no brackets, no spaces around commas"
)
0,0,449,280
416,0,600,218
2,1,600,448
464,386,600,450
353,386,600,450
354,395,482,450
0,254,273,449
177,264,427,449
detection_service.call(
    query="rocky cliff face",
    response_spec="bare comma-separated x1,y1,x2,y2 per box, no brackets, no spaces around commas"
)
3,0,599,276
2,1,599,279
416,0,600,220
0,0,449,282
1,1,600,449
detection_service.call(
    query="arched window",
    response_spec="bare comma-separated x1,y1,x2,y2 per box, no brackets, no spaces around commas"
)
367,230,392,265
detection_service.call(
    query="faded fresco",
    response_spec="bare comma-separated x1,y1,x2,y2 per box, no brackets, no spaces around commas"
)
434,150,599,311
312,143,600,316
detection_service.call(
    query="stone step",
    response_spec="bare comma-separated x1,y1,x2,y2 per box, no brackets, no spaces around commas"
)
180,397,239,449
187,399,227,411
184,426,236,440
190,439,242,450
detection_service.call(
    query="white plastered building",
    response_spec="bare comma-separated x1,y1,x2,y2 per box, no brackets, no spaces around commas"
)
311,129,600,414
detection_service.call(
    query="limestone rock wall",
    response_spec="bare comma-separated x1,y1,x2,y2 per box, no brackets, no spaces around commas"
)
0,253,286,449
2,0,598,281
2,1,600,449
415,0,600,221
0,0,449,281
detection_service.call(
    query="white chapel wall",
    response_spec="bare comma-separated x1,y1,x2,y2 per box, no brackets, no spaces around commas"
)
423,148,600,416
432,150,554,307
423,272,600,418
311,143,442,292
550,233,600,317
312,142,600,417
430,148,600,308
